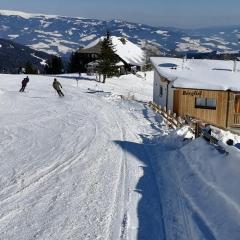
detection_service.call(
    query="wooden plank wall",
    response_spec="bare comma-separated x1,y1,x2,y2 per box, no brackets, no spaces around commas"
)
174,89,229,128
228,92,237,127
173,90,179,114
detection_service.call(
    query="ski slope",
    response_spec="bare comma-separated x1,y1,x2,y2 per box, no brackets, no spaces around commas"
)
0,73,240,240
0,73,163,240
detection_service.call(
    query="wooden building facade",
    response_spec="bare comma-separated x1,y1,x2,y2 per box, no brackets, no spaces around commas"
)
173,88,240,128
151,57,240,129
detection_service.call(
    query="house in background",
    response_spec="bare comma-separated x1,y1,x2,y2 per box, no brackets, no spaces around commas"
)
151,57,240,129
79,36,145,74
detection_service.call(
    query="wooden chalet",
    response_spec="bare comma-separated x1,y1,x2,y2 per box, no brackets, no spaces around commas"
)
151,57,240,129
78,36,144,74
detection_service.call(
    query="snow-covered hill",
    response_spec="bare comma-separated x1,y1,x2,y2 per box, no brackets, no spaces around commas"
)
0,9,239,57
0,38,50,73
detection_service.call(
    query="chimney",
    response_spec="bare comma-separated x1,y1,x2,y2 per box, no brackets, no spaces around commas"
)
182,55,187,69
233,59,237,72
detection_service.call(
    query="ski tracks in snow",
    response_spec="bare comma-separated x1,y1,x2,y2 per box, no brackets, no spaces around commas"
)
0,96,100,234
0,76,191,240
106,118,129,240
150,145,202,240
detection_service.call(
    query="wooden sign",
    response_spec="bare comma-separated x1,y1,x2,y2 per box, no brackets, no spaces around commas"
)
182,90,202,96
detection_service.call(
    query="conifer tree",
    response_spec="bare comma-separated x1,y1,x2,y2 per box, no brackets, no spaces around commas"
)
68,50,86,73
25,62,38,74
97,32,119,83
142,51,152,73
45,55,63,74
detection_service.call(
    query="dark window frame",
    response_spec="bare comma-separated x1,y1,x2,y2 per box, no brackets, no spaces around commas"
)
195,97,217,110
159,85,163,97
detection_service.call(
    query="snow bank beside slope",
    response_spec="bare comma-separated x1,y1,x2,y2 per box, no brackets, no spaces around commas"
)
146,126,240,240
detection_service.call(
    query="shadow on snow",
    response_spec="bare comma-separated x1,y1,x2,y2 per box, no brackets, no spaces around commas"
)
114,139,166,240
56,75,96,81
114,104,167,240
113,103,219,240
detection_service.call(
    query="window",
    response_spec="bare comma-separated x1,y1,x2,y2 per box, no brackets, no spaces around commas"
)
195,97,206,107
159,86,163,97
206,98,217,108
235,95,240,113
195,97,217,110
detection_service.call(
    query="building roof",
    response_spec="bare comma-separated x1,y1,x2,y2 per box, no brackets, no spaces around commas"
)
151,57,240,92
79,41,102,54
81,36,145,66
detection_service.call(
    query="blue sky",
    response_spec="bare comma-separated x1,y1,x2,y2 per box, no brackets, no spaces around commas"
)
0,0,239,28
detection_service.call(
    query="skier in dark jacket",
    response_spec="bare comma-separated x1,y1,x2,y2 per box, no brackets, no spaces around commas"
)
19,76,29,92
53,78,64,97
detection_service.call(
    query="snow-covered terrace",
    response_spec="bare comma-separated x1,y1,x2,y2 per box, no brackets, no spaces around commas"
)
151,57,240,92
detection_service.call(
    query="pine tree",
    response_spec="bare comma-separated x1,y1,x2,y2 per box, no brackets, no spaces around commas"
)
25,62,38,74
142,51,152,73
68,50,87,73
45,55,63,74
68,52,80,73
97,32,119,83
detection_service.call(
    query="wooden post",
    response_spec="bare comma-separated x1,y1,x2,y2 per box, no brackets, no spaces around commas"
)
195,121,201,138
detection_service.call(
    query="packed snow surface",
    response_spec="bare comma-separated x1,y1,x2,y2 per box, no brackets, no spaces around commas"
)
0,72,239,239
151,57,240,91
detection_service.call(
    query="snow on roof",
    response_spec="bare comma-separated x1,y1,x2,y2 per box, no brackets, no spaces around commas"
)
151,57,240,92
84,37,102,49
115,61,125,66
84,36,145,66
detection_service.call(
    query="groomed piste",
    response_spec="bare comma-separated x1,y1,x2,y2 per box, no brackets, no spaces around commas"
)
0,73,239,240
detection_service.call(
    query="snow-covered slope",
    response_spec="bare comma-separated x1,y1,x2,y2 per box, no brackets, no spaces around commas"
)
0,38,50,73
0,72,240,239
0,9,59,19
148,127,240,240
0,73,154,239
0,9,239,56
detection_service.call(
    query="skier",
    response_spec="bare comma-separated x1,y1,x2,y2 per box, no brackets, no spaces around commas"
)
53,78,64,97
19,76,29,92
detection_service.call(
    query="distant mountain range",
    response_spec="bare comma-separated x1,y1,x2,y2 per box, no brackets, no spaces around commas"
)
0,10,239,57
0,38,51,73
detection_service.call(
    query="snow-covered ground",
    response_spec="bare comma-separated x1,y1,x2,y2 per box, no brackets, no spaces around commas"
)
0,72,240,239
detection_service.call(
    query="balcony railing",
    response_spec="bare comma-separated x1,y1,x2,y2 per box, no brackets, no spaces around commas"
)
233,113,240,127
